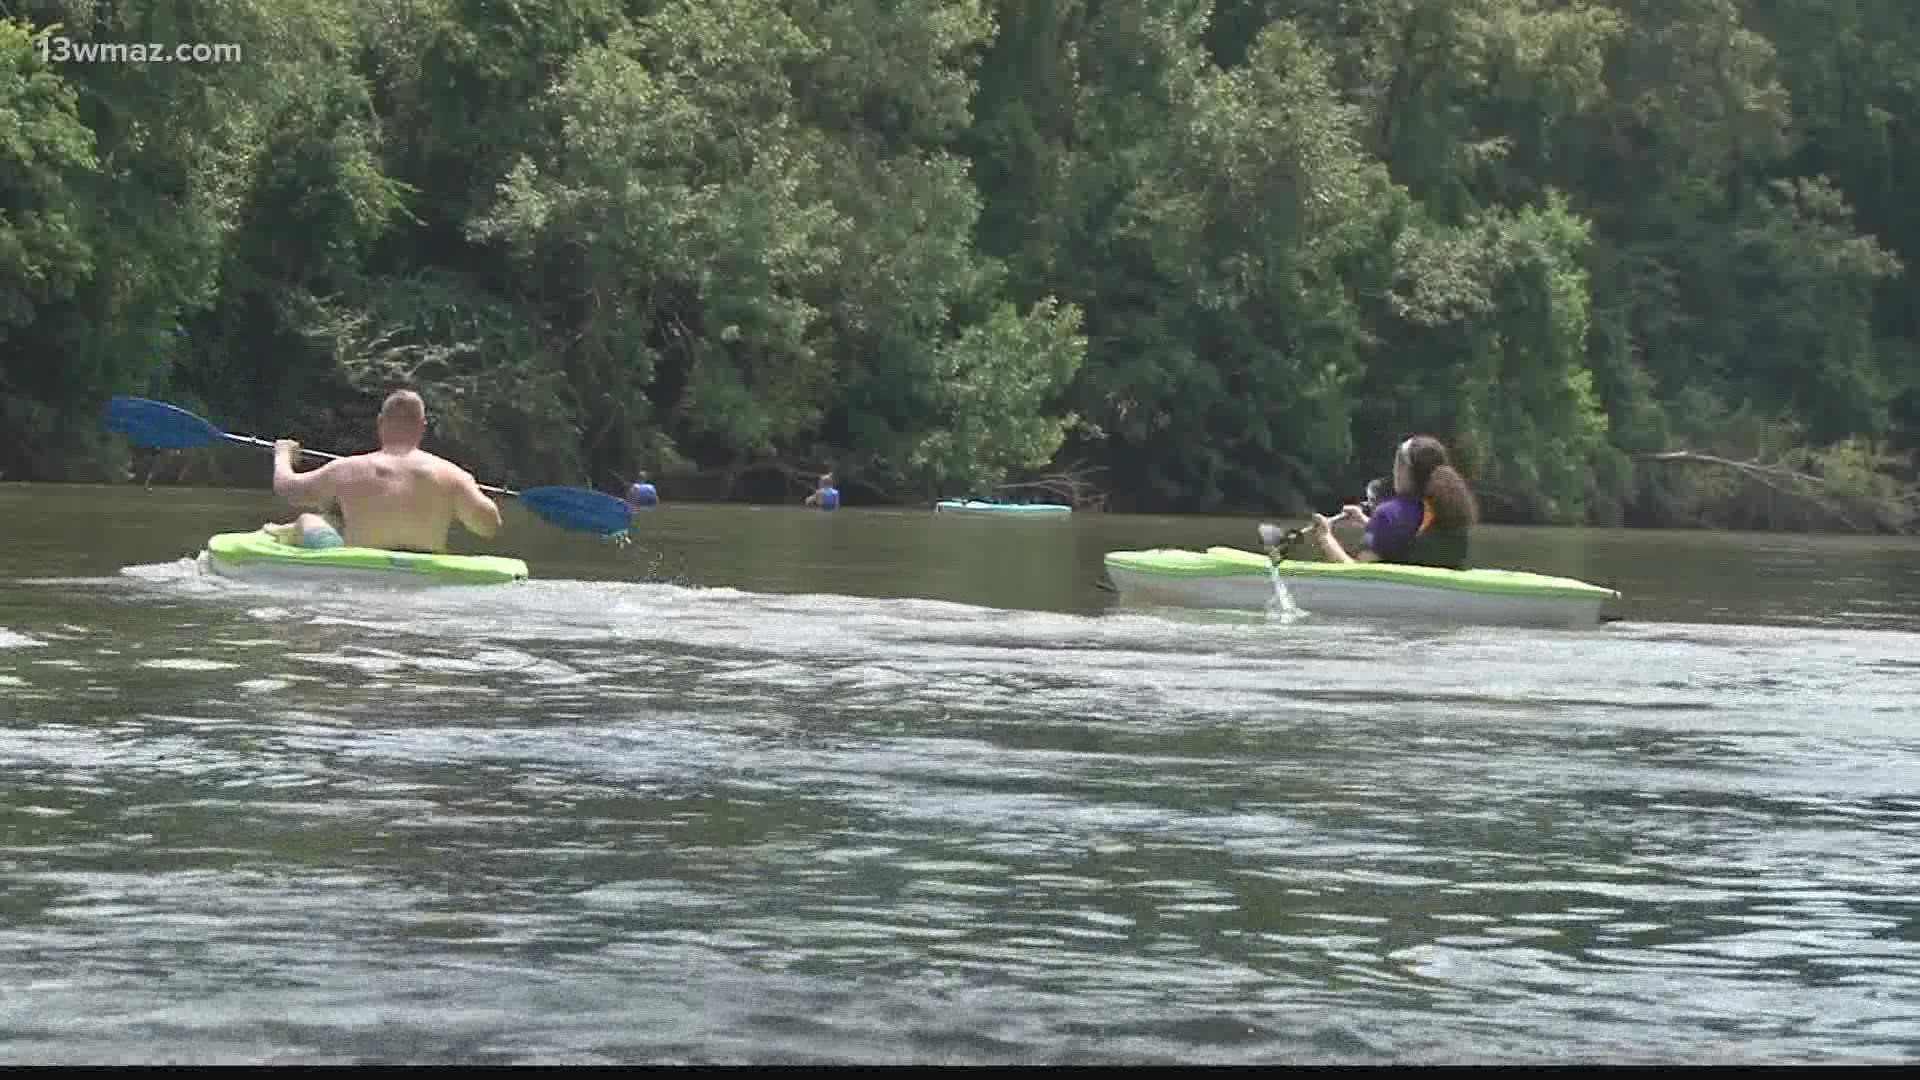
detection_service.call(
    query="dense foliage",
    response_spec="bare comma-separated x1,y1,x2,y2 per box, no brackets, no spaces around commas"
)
3,0,1916,528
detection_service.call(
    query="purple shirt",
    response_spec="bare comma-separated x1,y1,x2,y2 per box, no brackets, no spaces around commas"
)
1365,494,1423,558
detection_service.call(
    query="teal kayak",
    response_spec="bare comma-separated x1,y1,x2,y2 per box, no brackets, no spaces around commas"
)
935,500,1071,515
1103,545,1619,628
201,530,529,587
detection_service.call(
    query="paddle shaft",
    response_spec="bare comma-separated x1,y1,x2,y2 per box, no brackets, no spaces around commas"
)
230,432,517,498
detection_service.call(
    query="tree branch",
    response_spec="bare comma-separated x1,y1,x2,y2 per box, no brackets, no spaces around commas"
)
989,462,1108,510
1638,449,1825,485
1637,449,1876,531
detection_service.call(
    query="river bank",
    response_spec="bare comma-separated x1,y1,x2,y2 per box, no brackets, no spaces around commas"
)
19,450,1917,539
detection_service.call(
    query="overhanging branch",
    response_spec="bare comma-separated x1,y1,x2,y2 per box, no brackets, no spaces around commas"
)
1637,449,1888,532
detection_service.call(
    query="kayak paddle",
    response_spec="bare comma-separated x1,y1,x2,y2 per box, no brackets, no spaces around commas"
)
103,395,632,537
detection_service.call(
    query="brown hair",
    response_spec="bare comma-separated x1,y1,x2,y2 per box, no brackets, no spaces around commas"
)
1400,435,1478,529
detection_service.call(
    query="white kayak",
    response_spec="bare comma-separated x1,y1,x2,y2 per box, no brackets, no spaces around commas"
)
935,499,1072,515
1103,545,1619,628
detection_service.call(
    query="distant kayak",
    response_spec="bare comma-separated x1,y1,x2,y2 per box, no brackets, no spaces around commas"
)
1103,545,1619,628
201,530,529,588
935,500,1071,515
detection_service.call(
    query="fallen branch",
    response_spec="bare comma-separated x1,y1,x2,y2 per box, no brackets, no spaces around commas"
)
990,461,1109,511
1638,450,1826,485
1636,449,1899,533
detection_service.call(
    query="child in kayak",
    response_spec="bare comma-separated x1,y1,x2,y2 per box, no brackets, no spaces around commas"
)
1310,435,1477,569
262,512,345,549
1361,476,1391,515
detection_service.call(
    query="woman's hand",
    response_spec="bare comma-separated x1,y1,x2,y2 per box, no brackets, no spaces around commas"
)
1336,503,1367,526
1309,511,1356,563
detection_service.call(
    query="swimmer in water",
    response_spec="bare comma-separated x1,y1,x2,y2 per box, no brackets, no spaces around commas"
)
627,473,659,508
803,471,840,510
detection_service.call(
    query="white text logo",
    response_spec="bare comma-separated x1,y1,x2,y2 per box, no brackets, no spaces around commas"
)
35,36,243,64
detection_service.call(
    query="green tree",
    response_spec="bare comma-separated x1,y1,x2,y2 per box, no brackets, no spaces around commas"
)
468,1,847,483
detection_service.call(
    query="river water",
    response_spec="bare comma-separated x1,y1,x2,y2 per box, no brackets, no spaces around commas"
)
3,482,1919,1064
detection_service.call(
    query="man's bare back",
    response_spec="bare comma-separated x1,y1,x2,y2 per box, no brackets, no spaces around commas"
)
330,448,495,552
271,391,501,553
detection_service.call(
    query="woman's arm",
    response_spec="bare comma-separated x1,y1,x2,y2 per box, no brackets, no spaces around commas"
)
1310,514,1356,563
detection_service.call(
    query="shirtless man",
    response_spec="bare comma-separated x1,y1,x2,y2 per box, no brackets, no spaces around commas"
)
263,390,502,554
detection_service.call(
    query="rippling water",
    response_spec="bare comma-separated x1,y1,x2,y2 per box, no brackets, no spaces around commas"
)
4,544,1919,1064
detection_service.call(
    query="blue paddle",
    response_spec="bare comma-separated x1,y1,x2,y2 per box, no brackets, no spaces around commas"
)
103,395,632,537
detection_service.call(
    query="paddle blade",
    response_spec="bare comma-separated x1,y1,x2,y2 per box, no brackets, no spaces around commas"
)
1257,521,1310,561
103,396,224,450
515,486,632,536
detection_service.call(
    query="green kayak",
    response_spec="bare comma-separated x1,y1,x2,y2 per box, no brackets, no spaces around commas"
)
201,530,529,587
1103,545,1619,627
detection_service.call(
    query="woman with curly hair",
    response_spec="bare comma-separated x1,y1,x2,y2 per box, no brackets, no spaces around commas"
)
1310,435,1478,570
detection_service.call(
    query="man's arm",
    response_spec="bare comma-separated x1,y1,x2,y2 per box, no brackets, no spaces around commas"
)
273,440,343,509
453,468,503,538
